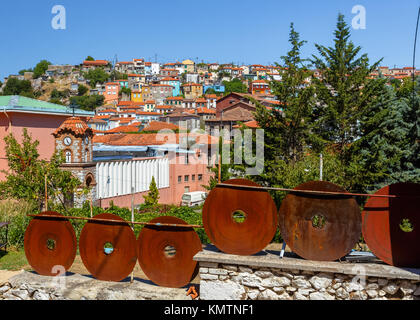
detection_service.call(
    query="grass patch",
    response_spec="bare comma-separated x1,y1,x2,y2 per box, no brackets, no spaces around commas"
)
0,249,30,271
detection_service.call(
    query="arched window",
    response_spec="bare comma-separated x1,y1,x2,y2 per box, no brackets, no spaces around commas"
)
65,150,72,163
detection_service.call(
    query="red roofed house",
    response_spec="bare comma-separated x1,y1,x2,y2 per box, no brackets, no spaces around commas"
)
100,82,120,104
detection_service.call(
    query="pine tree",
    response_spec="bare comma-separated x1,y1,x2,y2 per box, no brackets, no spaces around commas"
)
143,176,160,206
311,13,384,154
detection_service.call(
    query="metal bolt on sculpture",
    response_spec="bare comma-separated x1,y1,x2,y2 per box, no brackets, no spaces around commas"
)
24,178,420,288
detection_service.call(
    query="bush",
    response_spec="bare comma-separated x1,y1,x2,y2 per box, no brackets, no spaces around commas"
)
0,200,36,249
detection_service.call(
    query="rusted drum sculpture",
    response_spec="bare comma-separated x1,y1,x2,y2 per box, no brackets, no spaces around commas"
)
362,183,420,267
202,178,278,255
279,181,361,261
24,211,77,276
79,213,137,282
137,216,202,288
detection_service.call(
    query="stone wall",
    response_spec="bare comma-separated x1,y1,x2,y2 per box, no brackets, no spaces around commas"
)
195,249,420,300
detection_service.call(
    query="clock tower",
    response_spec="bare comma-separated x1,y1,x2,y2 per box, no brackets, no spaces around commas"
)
53,116,97,207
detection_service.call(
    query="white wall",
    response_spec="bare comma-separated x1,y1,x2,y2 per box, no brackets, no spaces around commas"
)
96,157,169,198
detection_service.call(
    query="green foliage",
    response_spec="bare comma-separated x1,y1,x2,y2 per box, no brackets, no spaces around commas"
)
0,200,35,249
205,87,217,95
18,68,33,75
33,60,52,79
120,86,131,96
70,94,104,111
143,176,160,206
222,78,247,94
1,129,81,210
83,67,109,87
2,78,34,97
77,84,89,96
85,56,95,61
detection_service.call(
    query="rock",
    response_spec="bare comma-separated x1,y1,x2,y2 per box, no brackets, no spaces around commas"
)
273,287,285,294
291,277,311,289
199,268,208,274
10,289,29,300
219,275,229,281
378,278,388,286
309,273,333,290
200,280,246,300
297,288,314,296
261,276,291,288
293,292,308,300
366,289,378,299
366,283,379,290
0,284,11,294
273,271,294,279
3,293,21,300
383,283,399,295
286,286,297,292
208,268,228,275
222,265,237,272
200,274,218,280
378,290,386,297
200,262,218,268
402,296,414,300
238,266,253,273
254,271,273,279
247,289,260,300
336,287,350,299
278,292,292,300
33,290,50,300
350,291,368,300
258,289,280,300
414,286,420,296
309,292,335,300
399,281,416,295
327,288,336,295
343,282,364,293
333,275,347,283
332,282,341,290
232,273,262,288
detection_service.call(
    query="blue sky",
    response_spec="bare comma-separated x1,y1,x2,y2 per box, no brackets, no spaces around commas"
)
0,0,419,80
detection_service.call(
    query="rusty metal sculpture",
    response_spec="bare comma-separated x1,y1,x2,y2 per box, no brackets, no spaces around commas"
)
24,211,76,276
202,178,278,256
22,178,420,288
278,181,361,261
137,216,202,288
79,213,137,282
362,182,420,268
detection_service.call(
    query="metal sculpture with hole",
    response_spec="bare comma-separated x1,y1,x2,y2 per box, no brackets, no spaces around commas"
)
79,213,137,282
24,211,77,276
362,182,420,267
279,181,361,261
137,216,202,288
202,178,278,255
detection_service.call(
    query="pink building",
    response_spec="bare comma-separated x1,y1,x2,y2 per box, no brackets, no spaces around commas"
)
0,96,94,180
100,82,120,104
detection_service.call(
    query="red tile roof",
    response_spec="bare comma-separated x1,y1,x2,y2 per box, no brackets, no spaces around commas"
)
142,121,179,132
83,60,109,66
53,117,92,137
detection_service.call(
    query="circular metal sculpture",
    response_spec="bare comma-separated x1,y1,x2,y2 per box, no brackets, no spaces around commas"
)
279,181,361,261
137,216,202,288
24,211,76,276
79,213,137,282
362,183,420,267
202,178,278,255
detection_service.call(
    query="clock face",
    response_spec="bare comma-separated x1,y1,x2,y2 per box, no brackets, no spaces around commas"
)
63,136,72,146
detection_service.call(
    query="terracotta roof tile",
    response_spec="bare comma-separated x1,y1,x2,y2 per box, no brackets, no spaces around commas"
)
53,117,92,137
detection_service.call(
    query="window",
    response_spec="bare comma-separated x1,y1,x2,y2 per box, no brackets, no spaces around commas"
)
65,151,72,163
184,175,189,182
192,175,195,181
198,174,203,181
178,176,182,183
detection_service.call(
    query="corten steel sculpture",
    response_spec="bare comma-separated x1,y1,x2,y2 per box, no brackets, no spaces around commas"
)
23,178,420,288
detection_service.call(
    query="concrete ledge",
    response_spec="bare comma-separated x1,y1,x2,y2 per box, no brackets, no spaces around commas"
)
194,248,420,281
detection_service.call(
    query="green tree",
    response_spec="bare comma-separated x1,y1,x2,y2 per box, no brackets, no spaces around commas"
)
70,94,104,111
84,68,109,87
310,14,383,154
2,78,34,97
33,60,52,79
77,84,89,96
1,129,80,210
85,56,95,61
143,176,160,206
222,78,247,94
